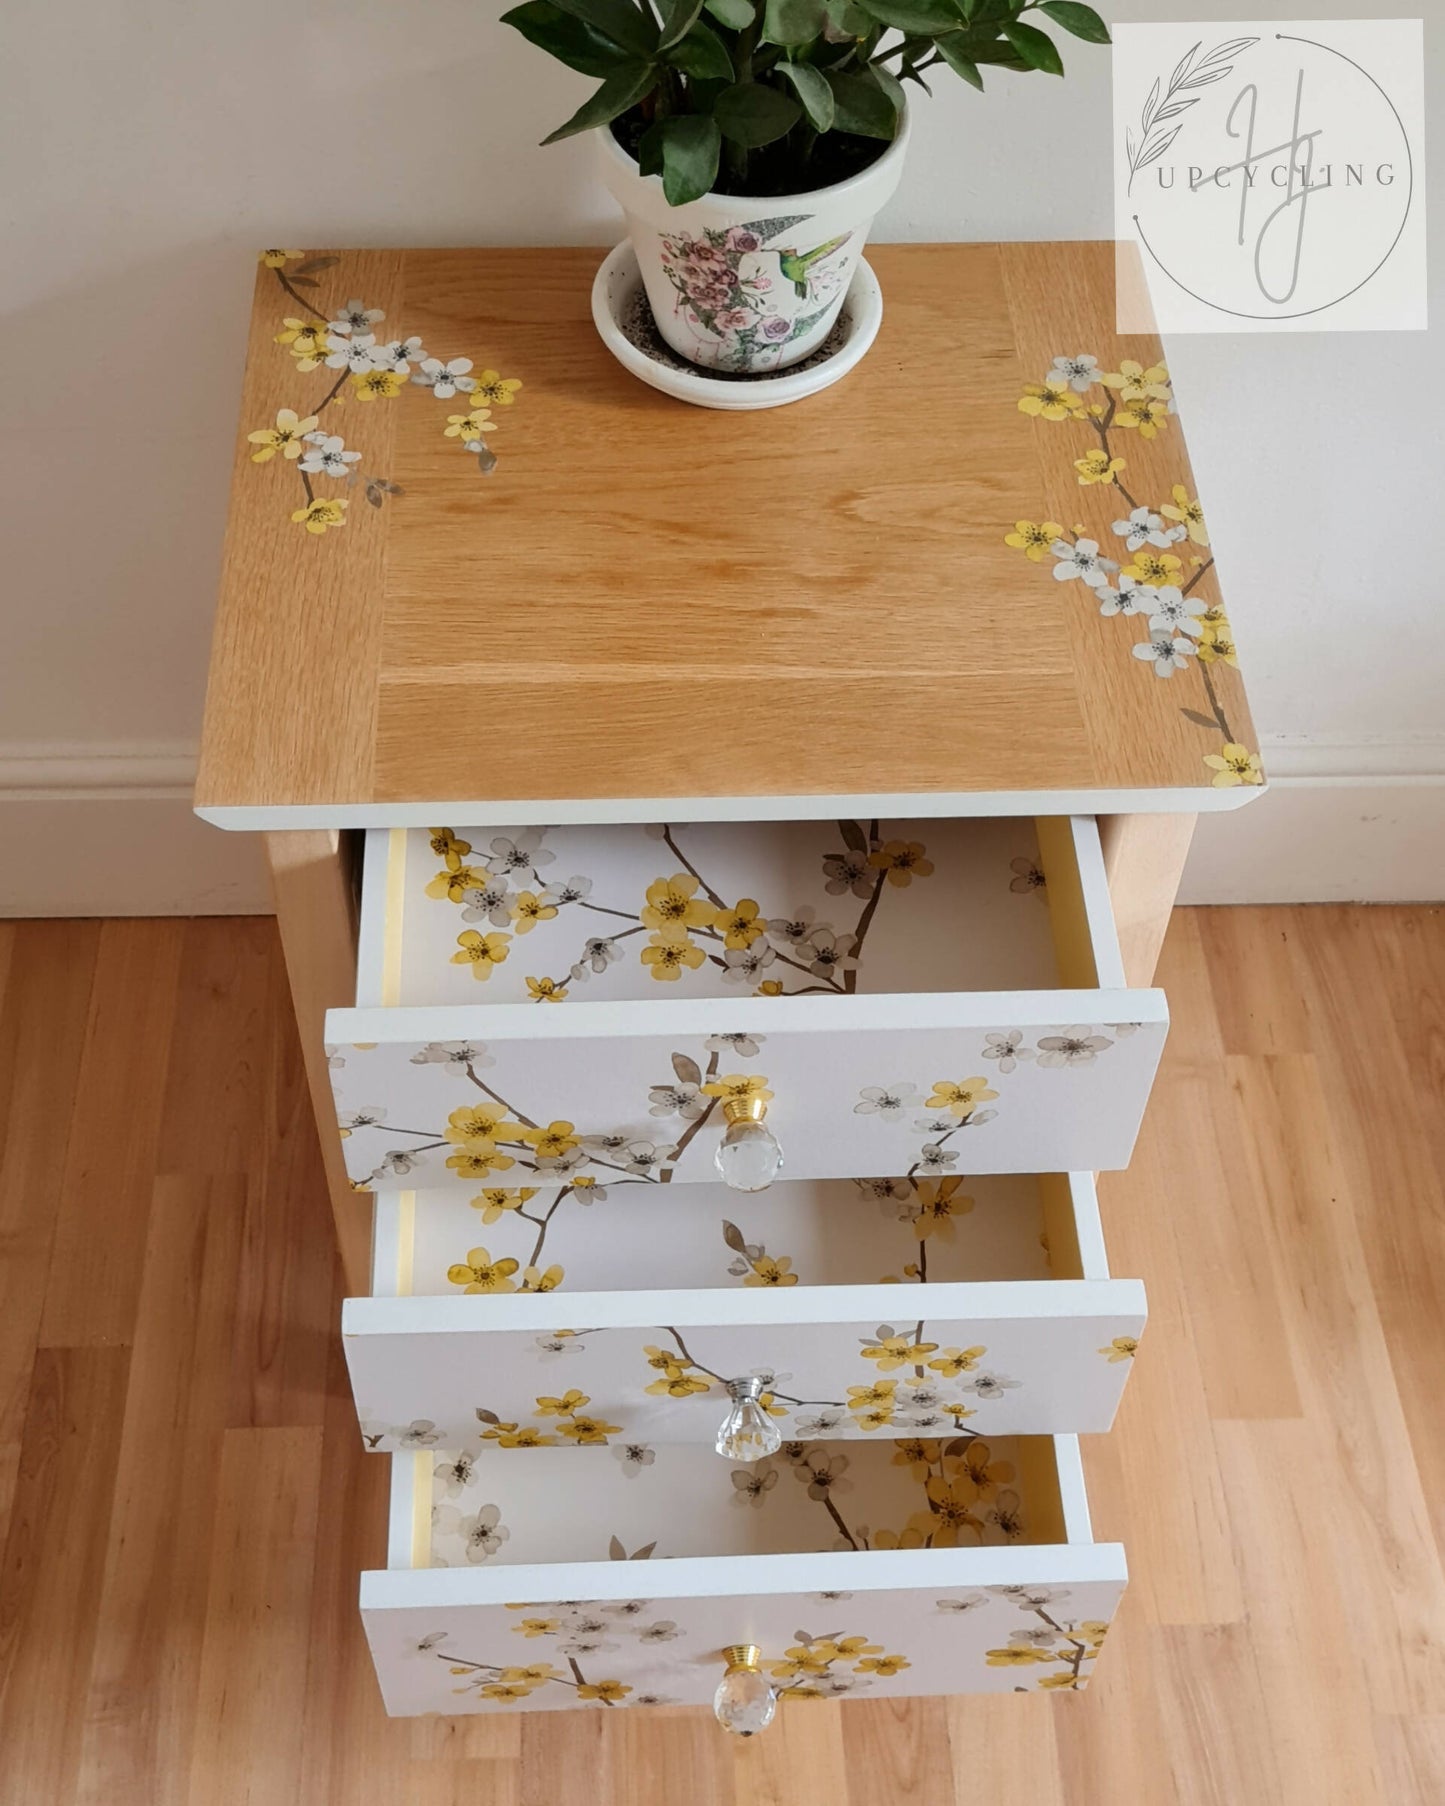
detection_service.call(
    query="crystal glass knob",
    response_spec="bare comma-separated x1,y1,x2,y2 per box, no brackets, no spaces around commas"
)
714,1097,783,1192
715,1376,784,1462
713,1645,777,1737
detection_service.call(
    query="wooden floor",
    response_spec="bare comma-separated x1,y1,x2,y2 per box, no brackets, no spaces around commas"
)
1,907,1443,1805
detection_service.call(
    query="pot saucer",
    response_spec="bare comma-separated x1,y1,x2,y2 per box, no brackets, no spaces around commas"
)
590,240,883,411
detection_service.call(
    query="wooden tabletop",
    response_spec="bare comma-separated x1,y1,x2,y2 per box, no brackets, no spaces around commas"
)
196,243,1260,827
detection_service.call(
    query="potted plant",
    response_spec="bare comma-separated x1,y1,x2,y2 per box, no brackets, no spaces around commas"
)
503,0,1110,376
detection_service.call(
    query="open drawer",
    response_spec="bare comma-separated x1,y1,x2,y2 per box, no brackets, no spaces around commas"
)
361,1434,1126,1716
346,1172,1145,1448
327,815,1167,1191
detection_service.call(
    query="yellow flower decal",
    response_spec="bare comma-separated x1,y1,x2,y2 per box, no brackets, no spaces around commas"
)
512,1618,560,1638
576,1680,631,1703
1197,624,1239,667
986,1645,1056,1667
857,1654,910,1676
1121,550,1182,587
743,1255,797,1287
1074,449,1125,486
891,1438,942,1478
1004,519,1065,561
445,1144,515,1179
520,1263,564,1292
446,1103,515,1145
485,1424,557,1448
1203,743,1263,787
290,497,348,534
641,874,717,932
427,862,492,902
923,1474,983,1544
913,1177,975,1239
350,368,406,401
645,1366,711,1398
1018,381,1084,421
868,840,934,886
929,1345,986,1379
641,930,706,981
717,898,765,949
1101,358,1170,400
250,407,320,462
274,318,329,360
847,1379,896,1410
445,1246,520,1293
519,1120,579,1159
557,1413,621,1443
510,891,558,934
470,1186,537,1224
1161,483,1209,545
1099,1336,1139,1362
1114,395,1170,437
473,370,522,406
956,1439,1015,1495
534,1389,589,1417
451,929,511,979
525,975,569,1003
701,1073,774,1106
480,1682,532,1701
259,249,304,267
444,408,496,440
925,1078,998,1118
862,1334,939,1371
428,828,473,867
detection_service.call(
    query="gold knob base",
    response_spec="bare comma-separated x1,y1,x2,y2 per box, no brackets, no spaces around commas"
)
721,1643,762,1672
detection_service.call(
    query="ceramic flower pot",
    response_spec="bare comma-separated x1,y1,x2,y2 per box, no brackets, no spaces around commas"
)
594,110,909,376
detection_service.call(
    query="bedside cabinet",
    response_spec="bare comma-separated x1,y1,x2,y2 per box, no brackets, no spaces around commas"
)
198,241,1261,1725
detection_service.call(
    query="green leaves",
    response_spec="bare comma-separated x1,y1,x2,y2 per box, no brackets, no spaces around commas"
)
507,0,1105,203
544,0,658,56
540,59,659,142
714,79,803,146
761,0,828,44
655,113,723,201
824,67,899,137
499,1,636,76
776,60,836,130
1038,0,1109,43
658,0,706,46
665,20,734,76
936,33,983,86
1001,18,1063,74
853,0,962,31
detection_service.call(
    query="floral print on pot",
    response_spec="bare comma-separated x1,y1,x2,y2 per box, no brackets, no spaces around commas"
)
595,111,909,377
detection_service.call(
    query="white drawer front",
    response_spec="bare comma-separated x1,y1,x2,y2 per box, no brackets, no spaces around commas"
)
345,1174,1144,1446
328,991,1165,1190
330,815,1167,1191
362,1438,1125,1716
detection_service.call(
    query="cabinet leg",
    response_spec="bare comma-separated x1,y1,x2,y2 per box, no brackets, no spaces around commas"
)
1098,814,1197,988
264,830,372,1294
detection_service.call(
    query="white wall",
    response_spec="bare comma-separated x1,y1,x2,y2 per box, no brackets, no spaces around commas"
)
3,0,1441,914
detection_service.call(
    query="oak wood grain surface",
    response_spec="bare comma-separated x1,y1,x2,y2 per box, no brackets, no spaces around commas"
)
197,245,1257,815
1,905,1440,1803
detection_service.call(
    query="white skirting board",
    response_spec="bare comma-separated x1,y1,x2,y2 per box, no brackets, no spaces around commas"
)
1179,739,1445,906
1,739,1442,915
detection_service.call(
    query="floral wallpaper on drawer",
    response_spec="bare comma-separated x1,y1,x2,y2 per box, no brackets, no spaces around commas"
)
246,250,522,536
331,1012,1166,1192
363,1440,1124,1714
410,819,1040,1007
348,1288,1144,1452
